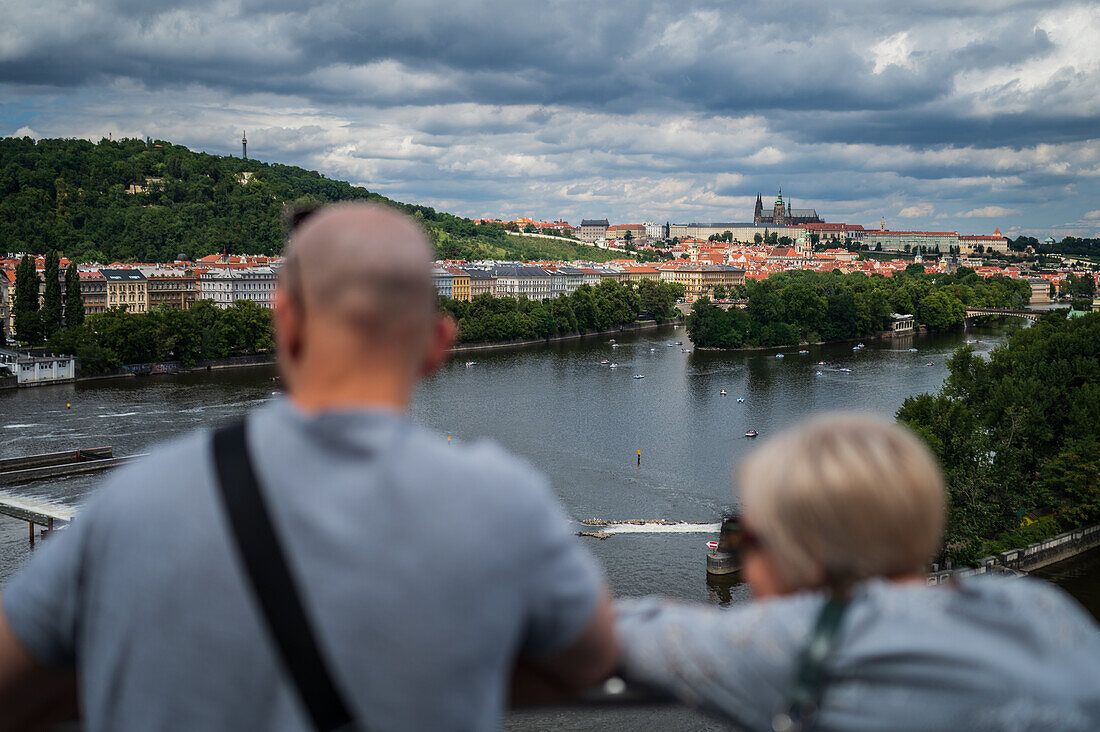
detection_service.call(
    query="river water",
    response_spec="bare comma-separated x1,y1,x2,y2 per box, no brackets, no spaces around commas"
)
1,322,1097,727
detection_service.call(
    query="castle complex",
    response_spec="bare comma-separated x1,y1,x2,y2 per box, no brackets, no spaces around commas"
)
754,187,822,226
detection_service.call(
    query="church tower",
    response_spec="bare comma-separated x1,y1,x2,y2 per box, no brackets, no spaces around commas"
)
754,193,764,223
773,186,786,225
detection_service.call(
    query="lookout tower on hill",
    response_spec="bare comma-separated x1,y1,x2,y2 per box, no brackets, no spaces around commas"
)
241,131,247,160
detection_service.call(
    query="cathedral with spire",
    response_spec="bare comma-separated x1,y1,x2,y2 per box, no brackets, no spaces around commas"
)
753,187,823,225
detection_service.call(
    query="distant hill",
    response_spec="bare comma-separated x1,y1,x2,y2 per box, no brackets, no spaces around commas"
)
0,136,617,263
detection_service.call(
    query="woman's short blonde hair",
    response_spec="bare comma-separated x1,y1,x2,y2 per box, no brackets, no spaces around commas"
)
738,413,945,591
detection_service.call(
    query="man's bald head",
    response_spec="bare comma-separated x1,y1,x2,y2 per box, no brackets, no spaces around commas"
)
281,203,437,346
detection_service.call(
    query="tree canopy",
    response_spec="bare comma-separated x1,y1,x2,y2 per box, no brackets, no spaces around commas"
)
0,136,618,264
898,311,1100,564
686,268,1031,349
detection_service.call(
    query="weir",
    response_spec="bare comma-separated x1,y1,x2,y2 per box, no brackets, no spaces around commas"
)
0,446,143,544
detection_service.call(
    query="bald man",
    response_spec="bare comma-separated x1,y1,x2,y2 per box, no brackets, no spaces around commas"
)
0,204,617,731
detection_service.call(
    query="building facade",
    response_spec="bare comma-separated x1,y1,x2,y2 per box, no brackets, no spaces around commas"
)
432,267,454,300
0,271,9,339
862,230,960,252
100,269,148,314
579,219,610,243
143,268,199,310
79,271,108,316
659,265,745,300
445,268,471,302
492,265,552,300
465,268,496,298
199,267,277,309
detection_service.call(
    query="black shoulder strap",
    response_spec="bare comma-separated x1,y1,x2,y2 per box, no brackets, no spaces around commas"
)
772,596,849,732
211,420,358,732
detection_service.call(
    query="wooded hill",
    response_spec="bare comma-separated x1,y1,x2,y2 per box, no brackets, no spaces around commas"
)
0,136,618,264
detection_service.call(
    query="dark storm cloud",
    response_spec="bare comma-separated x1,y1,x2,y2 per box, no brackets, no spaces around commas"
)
2,0,1098,231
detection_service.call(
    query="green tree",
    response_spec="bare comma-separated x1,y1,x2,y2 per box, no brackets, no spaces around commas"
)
712,284,727,300
64,261,84,327
13,254,42,343
41,250,63,338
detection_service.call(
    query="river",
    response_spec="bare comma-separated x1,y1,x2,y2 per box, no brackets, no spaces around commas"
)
2,321,1097,613
3,320,1097,728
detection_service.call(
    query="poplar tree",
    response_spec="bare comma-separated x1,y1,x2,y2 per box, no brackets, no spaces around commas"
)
13,254,42,344
42,250,63,338
64,261,84,327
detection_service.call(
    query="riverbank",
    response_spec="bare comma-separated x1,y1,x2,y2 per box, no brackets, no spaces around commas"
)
59,319,677,382
929,524,1100,584
451,319,670,353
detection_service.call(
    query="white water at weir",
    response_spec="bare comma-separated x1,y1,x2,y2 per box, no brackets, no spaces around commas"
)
0,492,76,522
576,521,721,535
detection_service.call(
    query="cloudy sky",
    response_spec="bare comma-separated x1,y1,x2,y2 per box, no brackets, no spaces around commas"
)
3,0,1098,236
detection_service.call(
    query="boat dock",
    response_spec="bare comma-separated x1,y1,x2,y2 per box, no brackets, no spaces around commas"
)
0,446,144,544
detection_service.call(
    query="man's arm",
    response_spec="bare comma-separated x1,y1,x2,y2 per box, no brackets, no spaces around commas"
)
0,598,78,732
510,590,618,704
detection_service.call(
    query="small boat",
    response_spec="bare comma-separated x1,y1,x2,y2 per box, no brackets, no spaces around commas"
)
650,348,656,352
465,361,477,367
737,397,745,403
775,353,784,359
857,343,866,348
633,374,645,379
681,348,691,353
676,341,684,346
600,359,610,365
798,350,809,355
908,348,918,353
612,343,620,348
720,389,727,396
609,362,619,368
816,361,826,366
839,367,851,373
926,362,934,367
815,370,823,376
609,339,616,344
852,346,861,351
745,430,759,438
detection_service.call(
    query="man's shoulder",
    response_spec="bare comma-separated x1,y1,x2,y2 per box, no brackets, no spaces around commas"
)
87,428,215,517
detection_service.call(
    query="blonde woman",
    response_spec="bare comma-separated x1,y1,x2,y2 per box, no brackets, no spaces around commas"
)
617,413,1100,731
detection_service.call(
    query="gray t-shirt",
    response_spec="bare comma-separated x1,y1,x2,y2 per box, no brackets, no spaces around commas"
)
618,577,1100,730
3,399,603,731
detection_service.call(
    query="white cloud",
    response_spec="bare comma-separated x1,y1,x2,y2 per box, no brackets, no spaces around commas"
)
1084,209,1100,220
959,205,1020,218
898,203,934,218
12,126,40,138
869,32,915,74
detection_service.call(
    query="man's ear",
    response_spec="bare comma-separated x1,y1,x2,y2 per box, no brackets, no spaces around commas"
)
273,289,304,364
420,313,458,378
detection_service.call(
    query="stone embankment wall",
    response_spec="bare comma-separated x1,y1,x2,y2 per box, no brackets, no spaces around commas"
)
451,319,666,353
928,524,1100,584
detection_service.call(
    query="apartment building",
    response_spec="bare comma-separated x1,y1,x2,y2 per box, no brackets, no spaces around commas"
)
465,268,496,298
492,265,552,300
79,271,108,315
445,268,471,301
101,269,148,313
659,264,745,300
199,267,277,309
432,266,454,299
143,267,199,310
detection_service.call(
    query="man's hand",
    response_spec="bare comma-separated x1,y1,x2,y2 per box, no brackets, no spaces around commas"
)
0,598,78,732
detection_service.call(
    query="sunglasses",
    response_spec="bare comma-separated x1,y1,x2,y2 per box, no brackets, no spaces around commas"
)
717,515,763,563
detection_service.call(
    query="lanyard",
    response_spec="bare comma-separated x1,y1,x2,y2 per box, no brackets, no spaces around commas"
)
771,596,849,732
